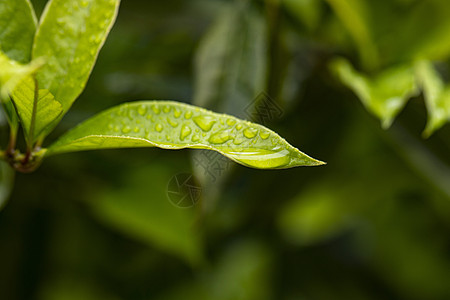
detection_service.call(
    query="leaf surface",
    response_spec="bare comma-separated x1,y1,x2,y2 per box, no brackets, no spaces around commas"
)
32,0,120,136
47,101,324,169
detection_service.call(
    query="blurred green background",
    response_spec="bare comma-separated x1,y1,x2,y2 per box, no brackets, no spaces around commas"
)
1,0,450,299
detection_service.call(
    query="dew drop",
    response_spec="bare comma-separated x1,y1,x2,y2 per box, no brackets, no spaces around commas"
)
138,105,147,116
113,125,120,132
155,124,163,132
243,127,258,139
184,111,192,119
173,108,181,118
167,117,179,128
233,137,245,145
260,131,270,140
166,135,172,141
133,127,140,133
227,119,236,126
81,0,89,7
180,125,192,141
191,134,200,142
209,130,233,144
236,124,243,130
122,126,131,134
163,105,171,113
193,115,216,132
152,105,160,114
146,114,153,121
226,149,290,169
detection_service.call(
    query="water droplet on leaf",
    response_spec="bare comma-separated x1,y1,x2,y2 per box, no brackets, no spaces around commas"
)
180,125,192,141
167,117,179,127
184,111,192,119
243,127,258,139
209,130,233,144
138,105,147,116
193,115,216,132
122,126,131,134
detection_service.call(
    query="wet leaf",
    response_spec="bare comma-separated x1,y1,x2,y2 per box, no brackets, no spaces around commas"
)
331,57,418,128
47,101,324,169
32,0,120,137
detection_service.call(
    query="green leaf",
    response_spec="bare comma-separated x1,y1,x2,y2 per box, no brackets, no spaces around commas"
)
325,0,379,70
0,0,37,63
32,0,120,136
11,77,63,143
331,58,418,128
47,101,324,169
415,61,450,137
0,51,42,132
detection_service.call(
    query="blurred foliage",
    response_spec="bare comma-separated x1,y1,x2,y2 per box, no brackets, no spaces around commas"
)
1,0,450,299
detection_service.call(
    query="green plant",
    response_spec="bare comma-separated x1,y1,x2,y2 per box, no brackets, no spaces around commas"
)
0,1,323,188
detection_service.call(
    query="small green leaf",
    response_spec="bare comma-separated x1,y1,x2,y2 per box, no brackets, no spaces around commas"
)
415,61,450,137
47,101,324,169
32,0,120,136
0,0,37,63
11,77,63,143
331,58,418,128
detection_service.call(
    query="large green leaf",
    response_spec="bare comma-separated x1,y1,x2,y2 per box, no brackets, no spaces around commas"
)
47,101,324,169
32,0,120,135
0,0,37,63
331,58,418,128
415,61,450,137
11,77,63,143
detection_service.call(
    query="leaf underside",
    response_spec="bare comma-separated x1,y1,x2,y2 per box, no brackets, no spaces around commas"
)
47,101,324,169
